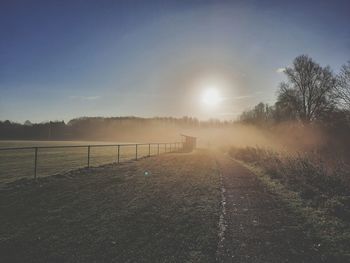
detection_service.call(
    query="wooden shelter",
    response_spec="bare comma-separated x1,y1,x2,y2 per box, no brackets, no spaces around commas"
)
181,134,197,152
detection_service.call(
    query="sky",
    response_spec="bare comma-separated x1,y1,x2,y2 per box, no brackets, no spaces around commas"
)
1,0,349,123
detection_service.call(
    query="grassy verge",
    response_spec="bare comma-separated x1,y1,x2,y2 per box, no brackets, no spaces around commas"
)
229,147,350,261
0,150,221,262
0,143,165,183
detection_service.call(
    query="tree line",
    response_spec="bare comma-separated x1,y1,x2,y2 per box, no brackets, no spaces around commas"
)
0,116,234,140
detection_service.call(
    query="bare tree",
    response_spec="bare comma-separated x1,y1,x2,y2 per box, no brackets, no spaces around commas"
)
239,102,274,125
274,83,299,122
277,55,337,123
336,61,350,109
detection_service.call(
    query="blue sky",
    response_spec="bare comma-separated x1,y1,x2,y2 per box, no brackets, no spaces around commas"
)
1,0,349,122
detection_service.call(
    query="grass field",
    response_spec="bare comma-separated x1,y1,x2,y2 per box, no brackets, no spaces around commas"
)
0,150,221,262
0,141,174,183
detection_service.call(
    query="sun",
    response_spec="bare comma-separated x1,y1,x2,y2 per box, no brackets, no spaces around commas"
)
201,87,221,106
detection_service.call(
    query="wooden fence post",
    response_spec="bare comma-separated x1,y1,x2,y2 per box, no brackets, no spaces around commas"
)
117,145,120,164
34,147,38,180
87,146,91,168
135,144,138,160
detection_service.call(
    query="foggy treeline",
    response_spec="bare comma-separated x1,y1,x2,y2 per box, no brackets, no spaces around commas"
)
0,116,234,142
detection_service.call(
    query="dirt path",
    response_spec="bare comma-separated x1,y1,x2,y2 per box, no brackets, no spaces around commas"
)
215,153,322,263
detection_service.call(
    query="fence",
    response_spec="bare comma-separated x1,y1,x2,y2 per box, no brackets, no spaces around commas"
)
0,142,183,182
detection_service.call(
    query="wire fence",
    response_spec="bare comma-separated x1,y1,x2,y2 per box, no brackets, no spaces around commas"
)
0,142,183,183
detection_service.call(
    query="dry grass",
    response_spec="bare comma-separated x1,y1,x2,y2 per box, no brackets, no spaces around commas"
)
230,147,350,219
229,146,350,260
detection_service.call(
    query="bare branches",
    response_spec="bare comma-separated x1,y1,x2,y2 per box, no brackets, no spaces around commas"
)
278,55,337,123
238,55,349,126
335,61,350,109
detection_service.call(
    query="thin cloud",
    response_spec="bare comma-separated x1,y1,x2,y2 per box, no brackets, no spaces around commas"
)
231,95,254,100
223,92,261,101
276,67,286,73
69,96,101,101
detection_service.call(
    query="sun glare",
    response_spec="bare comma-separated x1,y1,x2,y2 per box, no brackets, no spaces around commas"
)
201,87,221,107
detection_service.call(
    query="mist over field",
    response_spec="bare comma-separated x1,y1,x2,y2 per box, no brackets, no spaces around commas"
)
0,116,332,153
0,118,308,144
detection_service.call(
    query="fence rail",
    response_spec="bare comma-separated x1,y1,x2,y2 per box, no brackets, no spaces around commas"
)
0,142,183,181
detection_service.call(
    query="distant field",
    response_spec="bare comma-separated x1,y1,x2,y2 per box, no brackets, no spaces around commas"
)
0,140,171,183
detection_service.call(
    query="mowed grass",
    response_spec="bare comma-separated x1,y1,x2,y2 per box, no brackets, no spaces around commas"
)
0,141,170,183
0,150,221,262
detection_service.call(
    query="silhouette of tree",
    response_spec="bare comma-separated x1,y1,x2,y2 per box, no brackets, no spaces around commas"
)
336,61,350,109
24,120,32,126
274,85,299,122
0,117,235,140
239,102,274,125
278,55,337,123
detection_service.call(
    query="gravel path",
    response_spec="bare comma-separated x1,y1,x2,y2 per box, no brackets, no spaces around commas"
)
215,153,322,263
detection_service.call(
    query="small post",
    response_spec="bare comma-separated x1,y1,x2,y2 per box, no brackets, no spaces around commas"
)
165,143,167,153
117,145,120,164
135,144,138,160
148,144,151,157
157,144,159,155
34,147,38,180
170,143,172,152
87,145,91,168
